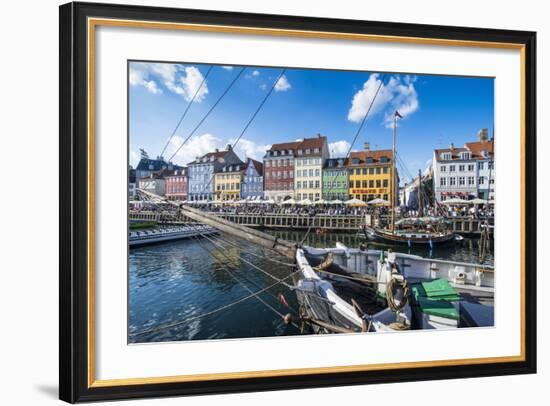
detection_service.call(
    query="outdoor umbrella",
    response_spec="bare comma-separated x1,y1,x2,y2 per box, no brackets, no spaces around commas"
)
345,198,367,206
368,198,389,205
298,198,313,205
443,198,468,205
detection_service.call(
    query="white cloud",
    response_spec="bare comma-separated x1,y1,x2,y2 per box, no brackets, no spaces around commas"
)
129,65,162,95
222,66,234,70
166,133,222,165
252,70,260,76
274,75,291,92
259,83,268,91
164,133,270,165
328,140,351,158
231,138,271,161
347,74,419,127
129,62,208,101
144,80,162,94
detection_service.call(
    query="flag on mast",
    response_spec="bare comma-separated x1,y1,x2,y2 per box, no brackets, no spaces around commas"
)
395,110,403,118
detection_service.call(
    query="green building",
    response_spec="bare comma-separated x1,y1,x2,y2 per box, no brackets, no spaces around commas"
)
322,158,348,201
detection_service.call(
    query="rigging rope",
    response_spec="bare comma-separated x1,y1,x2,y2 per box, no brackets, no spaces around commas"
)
299,74,388,244
159,65,214,159
167,67,246,162
199,68,287,197
130,231,301,337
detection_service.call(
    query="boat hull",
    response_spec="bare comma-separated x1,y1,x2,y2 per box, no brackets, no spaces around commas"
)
363,226,459,246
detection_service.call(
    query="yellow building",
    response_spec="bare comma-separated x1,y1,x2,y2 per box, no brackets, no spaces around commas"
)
347,145,397,204
214,163,244,202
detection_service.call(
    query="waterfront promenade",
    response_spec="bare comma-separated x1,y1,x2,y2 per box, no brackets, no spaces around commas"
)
129,210,493,235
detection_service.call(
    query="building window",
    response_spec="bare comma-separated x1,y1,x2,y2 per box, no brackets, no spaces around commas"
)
449,165,456,172
369,180,374,188
479,177,485,185
468,164,474,171
355,180,360,188
442,153,451,160
383,167,388,174
459,177,465,186
468,176,475,185
440,178,447,187
459,164,465,172
488,162,494,170
369,168,374,175
450,177,456,186
383,179,388,188
478,162,484,170
376,167,381,174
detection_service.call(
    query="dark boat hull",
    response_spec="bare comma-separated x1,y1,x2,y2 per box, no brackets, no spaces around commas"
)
363,226,459,246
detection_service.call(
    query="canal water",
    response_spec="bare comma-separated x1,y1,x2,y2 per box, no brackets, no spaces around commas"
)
129,229,493,343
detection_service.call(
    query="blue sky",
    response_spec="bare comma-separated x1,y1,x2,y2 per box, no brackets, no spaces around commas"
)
129,61,494,184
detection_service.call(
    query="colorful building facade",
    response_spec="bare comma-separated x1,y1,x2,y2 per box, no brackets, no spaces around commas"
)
214,163,244,201
294,135,329,201
241,158,264,199
187,145,242,201
347,144,396,204
432,129,494,202
165,168,188,201
322,158,348,201
263,141,299,202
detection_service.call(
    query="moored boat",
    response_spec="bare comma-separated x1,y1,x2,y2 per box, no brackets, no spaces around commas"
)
294,243,493,333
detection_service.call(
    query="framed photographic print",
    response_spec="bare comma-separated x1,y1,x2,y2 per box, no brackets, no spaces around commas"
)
59,1,537,403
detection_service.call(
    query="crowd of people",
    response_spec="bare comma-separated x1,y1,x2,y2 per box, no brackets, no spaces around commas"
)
130,200,494,220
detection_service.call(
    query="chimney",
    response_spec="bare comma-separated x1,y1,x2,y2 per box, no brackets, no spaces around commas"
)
317,133,321,138
364,142,370,151
450,143,455,150
226,144,232,151
215,148,219,153
478,128,488,142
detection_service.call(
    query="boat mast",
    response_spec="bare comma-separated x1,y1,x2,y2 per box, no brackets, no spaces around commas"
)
418,169,423,217
390,111,401,234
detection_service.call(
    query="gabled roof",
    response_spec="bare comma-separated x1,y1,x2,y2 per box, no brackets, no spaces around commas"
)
246,158,264,175
267,140,302,153
324,157,348,169
347,149,393,165
266,135,327,156
434,139,494,161
188,150,230,165
218,162,244,173
165,168,187,177
465,140,494,159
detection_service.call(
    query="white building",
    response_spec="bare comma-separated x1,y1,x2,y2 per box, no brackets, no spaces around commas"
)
294,135,329,201
432,129,494,202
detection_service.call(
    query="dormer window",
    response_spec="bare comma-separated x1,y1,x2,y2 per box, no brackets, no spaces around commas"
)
281,150,286,155
314,148,319,153
366,157,374,164
298,149,303,155
210,156,215,162
481,150,489,158
380,157,388,163
305,148,311,154
352,158,359,165
461,152,471,160
442,152,452,160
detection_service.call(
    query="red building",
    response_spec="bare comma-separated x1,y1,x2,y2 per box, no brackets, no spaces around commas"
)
263,141,301,202
165,168,188,201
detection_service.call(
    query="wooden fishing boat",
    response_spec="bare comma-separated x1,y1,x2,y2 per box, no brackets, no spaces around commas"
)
362,223,462,246
294,243,494,333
